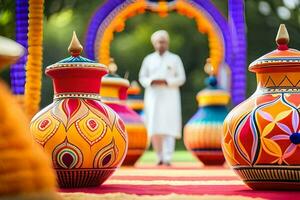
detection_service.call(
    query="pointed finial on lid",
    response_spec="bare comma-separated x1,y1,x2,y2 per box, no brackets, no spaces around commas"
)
124,71,130,80
68,31,83,57
131,80,140,87
204,58,217,87
204,58,215,76
276,24,289,50
108,58,118,74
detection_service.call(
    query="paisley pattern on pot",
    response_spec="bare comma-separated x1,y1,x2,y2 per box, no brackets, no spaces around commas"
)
52,138,84,169
93,138,119,168
31,96,127,169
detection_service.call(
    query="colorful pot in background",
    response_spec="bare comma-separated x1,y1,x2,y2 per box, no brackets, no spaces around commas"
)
223,24,300,190
30,33,128,188
126,80,144,116
184,59,230,165
101,59,148,166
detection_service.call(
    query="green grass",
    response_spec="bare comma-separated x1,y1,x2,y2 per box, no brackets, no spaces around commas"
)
138,150,198,164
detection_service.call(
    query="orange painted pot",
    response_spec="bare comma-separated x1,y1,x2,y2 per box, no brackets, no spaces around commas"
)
184,69,230,165
223,25,300,190
30,33,128,188
101,74,148,166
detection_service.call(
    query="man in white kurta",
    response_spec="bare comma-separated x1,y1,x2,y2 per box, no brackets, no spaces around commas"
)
139,30,186,166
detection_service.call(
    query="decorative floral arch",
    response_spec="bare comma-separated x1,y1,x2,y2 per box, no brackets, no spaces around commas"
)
11,0,246,106
85,0,246,105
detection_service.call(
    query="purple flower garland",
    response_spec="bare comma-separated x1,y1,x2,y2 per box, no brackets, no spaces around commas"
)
229,0,247,104
10,0,28,94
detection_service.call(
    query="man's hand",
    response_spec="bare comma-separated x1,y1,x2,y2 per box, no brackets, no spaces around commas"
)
151,79,168,86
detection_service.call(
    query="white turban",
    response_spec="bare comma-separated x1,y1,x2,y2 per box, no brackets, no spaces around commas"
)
151,30,169,45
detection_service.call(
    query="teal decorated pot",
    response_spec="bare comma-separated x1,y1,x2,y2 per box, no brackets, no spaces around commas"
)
184,61,230,165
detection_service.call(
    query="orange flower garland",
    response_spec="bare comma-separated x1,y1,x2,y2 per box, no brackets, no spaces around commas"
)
98,1,147,65
157,1,168,17
24,0,44,118
175,0,224,70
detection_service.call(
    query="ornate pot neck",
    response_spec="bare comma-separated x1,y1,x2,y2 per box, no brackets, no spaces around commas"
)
46,62,107,100
196,88,230,107
101,75,130,101
256,68,300,93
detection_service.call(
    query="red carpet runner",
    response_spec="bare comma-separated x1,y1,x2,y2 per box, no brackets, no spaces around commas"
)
61,163,300,200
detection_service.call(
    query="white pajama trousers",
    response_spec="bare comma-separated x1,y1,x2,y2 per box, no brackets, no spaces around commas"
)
151,135,176,163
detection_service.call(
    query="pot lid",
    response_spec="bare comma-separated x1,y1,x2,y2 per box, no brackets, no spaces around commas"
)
0,36,24,67
46,32,107,72
249,24,300,72
102,58,130,88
